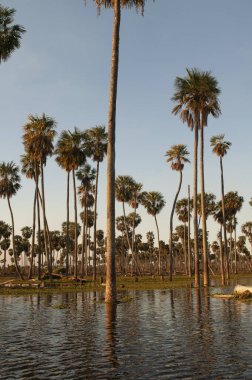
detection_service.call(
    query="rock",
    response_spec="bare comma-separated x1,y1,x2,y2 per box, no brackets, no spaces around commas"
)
234,284,252,294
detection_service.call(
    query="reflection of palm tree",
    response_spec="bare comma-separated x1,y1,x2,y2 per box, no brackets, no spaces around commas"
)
0,4,26,63
85,126,107,280
0,162,23,279
105,302,118,368
89,0,149,303
210,134,231,280
172,69,221,287
141,191,165,275
166,144,190,281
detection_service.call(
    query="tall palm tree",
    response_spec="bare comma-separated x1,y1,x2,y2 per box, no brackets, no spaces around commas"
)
77,164,96,277
0,161,23,279
241,222,252,256
0,4,26,63
22,113,57,274
55,128,86,277
141,191,166,275
175,197,192,275
213,201,225,285
84,126,107,280
172,68,221,287
20,153,40,279
128,181,143,265
0,221,11,274
210,134,231,280
166,144,190,281
87,0,149,303
224,191,244,274
115,175,135,256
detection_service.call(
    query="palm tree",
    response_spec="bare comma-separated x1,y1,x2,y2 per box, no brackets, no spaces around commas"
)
210,134,231,280
0,162,23,279
213,201,225,285
20,153,39,279
84,126,107,280
128,181,143,266
0,4,26,63
241,222,252,256
22,113,57,274
77,164,96,276
87,0,149,303
225,191,244,273
0,221,11,273
141,191,166,275
166,144,190,280
172,68,221,287
55,128,86,277
175,197,192,275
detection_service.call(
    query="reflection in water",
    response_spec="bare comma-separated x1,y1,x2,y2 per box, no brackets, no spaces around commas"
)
105,302,118,369
0,288,252,379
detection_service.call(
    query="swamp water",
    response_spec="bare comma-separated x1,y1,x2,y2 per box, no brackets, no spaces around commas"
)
0,287,252,379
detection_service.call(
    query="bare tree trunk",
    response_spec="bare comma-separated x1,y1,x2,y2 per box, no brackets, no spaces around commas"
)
219,225,225,285
188,185,192,277
169,170,183,281
220,156,229,281
105,0,120,303
7,197,24,280
72,168,78,278
28,189,36,279
93,161,99,281
200,112,209,286
234,215,238,274
66,171,70,275
193,117,200,287
40,162,51,274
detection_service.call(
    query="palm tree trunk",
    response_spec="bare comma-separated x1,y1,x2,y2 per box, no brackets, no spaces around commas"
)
72,168,78,278
169,170,183,281
35,167,42,280
183,222,187,274
28,189,36,279
154,214,162,275
105,0,120,303
188,185,192,277
7,197,24,280
220,156,229,281
66,171,70,275
234,215,238,274
40,162,51,274
219,225,225,285
84,203,88,276
93,161,99,281
193,117,200,287
200,112,209,287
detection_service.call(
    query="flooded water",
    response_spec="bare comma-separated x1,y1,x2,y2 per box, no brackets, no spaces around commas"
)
0,286,252,379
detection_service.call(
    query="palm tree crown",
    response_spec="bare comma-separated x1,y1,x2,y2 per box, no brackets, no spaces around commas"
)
210,134,231,157
0,161,21,198
0,5,26,63
165,144,190,171
172,68,221,127
91,0,147,14
141,191,166,216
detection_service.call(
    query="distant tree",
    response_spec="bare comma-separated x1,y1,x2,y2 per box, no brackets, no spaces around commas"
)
0,162,23,279
166,144,190,280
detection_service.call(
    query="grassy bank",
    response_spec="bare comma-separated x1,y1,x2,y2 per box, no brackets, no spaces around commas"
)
0,274,251,296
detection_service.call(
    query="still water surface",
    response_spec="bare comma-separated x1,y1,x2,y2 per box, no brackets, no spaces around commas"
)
0,287,252,379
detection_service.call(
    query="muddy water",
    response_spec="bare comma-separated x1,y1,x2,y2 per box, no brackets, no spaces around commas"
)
0,287,251,379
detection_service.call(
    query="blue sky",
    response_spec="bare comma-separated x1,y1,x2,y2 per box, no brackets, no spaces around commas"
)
1,0,251,245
